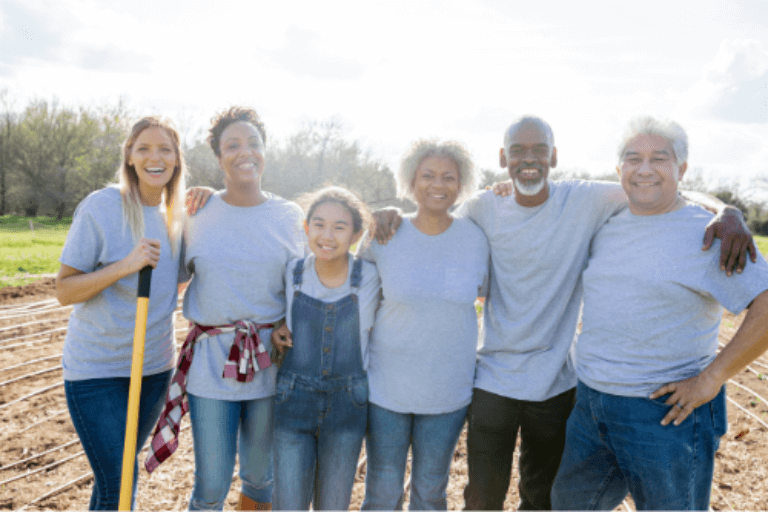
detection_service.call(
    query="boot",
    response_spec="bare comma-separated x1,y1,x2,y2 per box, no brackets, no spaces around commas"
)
236,493,272,510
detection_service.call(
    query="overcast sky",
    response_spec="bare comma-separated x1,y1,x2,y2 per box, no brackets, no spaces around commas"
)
1,0,766,198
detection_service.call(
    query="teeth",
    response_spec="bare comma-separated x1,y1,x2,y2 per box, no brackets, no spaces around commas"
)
146,167,165,173
238,163,255,170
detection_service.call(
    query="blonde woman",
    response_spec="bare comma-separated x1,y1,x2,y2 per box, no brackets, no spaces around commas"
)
56,117,201,510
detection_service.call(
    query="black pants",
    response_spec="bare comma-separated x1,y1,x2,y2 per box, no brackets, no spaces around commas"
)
463,387,576,510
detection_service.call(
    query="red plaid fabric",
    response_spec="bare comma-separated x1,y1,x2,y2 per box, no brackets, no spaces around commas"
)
144,321,273,473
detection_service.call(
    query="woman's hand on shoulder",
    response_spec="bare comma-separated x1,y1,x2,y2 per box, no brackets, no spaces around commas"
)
490,180,513,197
186,187,216,215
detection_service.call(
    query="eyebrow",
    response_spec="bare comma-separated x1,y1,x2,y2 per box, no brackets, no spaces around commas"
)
624,149,671,157
310,215,350,225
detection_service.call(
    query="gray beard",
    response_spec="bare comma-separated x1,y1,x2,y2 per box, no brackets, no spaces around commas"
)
514,176,546,196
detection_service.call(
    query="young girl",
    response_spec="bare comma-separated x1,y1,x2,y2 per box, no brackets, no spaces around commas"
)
271,186,381,511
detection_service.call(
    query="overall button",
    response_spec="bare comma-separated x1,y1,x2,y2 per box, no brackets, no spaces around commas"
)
324,326,332,332
323,347,331,353
322,370,329,376
327,304,334,311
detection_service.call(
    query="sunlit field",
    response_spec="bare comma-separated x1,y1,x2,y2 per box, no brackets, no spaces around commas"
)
0,216,70,287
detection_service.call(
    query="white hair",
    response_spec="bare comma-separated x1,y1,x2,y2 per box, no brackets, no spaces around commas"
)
503,116,555,157
396,139,479,204
617,116,688,165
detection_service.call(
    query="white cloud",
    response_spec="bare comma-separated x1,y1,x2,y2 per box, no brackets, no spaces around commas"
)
682,39,768,123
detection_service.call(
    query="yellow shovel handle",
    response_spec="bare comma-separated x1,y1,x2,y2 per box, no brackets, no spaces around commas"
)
119,266,152,510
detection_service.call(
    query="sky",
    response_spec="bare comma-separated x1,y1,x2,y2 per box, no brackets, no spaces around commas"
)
1,0,767,201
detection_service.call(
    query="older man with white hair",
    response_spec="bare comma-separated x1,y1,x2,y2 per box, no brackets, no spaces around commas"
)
550,116,768,511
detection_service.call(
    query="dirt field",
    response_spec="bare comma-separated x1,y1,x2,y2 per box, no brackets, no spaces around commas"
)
1,278,767,510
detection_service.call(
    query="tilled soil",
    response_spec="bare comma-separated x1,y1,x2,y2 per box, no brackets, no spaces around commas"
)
0,279,766,510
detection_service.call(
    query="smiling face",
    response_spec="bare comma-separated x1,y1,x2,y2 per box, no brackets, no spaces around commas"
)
500,122,557,205
411,156,461,215
305,201,361,262
127,126,178,203
218,121,265,186
618,134,687,215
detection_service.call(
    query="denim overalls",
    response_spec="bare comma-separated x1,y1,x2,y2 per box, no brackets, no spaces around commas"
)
272,257,368,511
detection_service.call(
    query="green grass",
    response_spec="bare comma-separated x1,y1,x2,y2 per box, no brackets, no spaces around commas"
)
0,216,71,287
755,235,768,259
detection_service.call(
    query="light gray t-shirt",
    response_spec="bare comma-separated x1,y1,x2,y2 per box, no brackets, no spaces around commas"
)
359,216,490,414
457,181,626,401
60,186,177,381
182,192,305,400
577,204,768,397
285,253,381,369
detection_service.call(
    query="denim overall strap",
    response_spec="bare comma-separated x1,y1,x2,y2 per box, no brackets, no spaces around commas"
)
350,257,363,293
279,257,364,380
293,257,305,289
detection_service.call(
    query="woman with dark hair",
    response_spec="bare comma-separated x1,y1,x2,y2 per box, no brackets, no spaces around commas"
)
146,107,304,510
56,116,191,510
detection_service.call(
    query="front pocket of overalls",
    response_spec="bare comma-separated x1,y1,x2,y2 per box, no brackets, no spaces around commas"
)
274,378,293,405
348,379,369,409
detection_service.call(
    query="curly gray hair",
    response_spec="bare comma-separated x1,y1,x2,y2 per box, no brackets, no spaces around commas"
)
396,139,478,204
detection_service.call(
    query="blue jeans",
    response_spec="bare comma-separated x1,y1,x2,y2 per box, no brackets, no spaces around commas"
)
551,382,727,510
64,370,172,511
362,403,468,510
273,374,368,510
187,393,274,510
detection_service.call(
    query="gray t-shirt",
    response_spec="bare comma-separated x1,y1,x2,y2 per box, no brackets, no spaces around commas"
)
577,204,768,397
60,186,177,381
182,192,305,400
457,180,626,401
285,253,381,369
359,216,490,414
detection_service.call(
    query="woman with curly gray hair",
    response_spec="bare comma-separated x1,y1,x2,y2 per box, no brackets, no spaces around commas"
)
358,139,490,510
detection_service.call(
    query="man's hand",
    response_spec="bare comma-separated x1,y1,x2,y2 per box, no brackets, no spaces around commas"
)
649,372,722,426
702,206,757,276
491,180,513,197
371,207,403,245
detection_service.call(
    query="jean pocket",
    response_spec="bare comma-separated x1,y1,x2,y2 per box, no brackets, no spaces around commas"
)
348,379,368,409
710,385,728,438
274,378,293,405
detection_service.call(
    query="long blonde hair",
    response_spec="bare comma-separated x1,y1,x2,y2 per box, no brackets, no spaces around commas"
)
118,117,187,253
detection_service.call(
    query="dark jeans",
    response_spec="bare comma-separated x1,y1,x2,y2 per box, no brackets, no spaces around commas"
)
65,370,173,510
551,382,727,510
464,387,576,510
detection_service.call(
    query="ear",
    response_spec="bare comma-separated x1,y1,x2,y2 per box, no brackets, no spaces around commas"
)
550,147,558,168
677,162,688,181
304,220,309,236
499,148,507,168
616,165,622,179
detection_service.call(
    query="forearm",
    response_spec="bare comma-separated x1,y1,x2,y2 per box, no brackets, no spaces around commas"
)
700,290,768,386
680,191,728,214
56,261,134,306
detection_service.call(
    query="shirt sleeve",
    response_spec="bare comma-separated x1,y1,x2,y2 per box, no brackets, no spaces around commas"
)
59,195,105,273
355,232,377,263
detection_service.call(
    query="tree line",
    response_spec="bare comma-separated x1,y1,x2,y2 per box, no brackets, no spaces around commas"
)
1,94,767,234
0,96,407,219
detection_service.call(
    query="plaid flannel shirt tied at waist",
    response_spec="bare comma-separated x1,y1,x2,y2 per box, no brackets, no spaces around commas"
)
145,320,274,473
